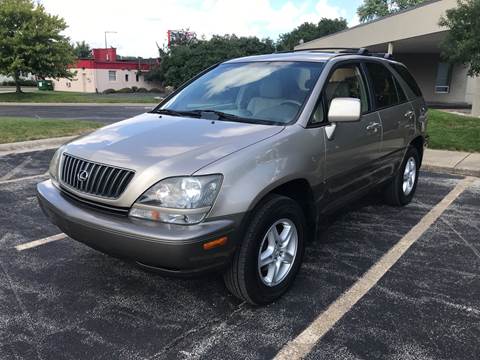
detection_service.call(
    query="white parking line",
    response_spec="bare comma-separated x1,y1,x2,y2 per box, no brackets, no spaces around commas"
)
0,172,48,185
274,176,475,360
0,156,33,181
15,233,67,251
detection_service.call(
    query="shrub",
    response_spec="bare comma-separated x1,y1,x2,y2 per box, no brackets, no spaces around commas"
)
136,87,148,93
131,86,138,92
116,87,134,93
149,87,163,93
102,88,116,94
1,79,37,87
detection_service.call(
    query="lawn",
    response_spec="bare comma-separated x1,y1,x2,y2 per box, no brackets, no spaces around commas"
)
0,90,160,104
428,109,480,153
0,117,102,144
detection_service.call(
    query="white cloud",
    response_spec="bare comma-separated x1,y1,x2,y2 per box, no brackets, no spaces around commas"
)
39,0,353,58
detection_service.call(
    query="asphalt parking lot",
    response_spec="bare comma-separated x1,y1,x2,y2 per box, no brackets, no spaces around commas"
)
0,105,152,123
1,149,479,360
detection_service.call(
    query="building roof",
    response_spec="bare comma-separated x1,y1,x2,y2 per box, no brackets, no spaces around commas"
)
72,48,154,71
295,0,457,53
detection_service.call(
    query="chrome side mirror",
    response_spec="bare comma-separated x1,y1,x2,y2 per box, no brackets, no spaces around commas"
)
325,98,361,140
328,97,361,123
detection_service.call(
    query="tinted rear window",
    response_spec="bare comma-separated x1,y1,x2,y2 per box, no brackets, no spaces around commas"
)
365,62,400,109
391,63,422,98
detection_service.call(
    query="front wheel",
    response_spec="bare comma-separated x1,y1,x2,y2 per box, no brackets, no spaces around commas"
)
384,146,420,206
223,194,306,305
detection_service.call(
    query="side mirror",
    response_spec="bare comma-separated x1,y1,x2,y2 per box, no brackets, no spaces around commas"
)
328,97,361,123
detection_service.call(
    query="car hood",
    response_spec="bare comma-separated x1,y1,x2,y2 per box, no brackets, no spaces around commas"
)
64,113,284,202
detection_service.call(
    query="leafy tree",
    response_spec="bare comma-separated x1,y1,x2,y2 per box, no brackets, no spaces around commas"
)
276,18,348,51
0,0,75,92
146,35,275,88
73,41,92,59
439,0,480,77
357,0,426,22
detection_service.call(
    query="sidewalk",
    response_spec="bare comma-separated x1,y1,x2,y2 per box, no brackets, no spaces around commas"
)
423,148,480,177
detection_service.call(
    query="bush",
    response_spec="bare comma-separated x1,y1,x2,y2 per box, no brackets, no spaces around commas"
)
116,87,134,93
1,79,37,87
149,87,163,93
102,88,116,94
136,87,148,93
131,86,138,92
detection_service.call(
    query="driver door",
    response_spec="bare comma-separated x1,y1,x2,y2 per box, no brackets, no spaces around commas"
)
316,62,383,208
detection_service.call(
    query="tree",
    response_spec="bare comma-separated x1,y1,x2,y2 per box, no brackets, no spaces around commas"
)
73,41,92,59
439,0,480,77
146,35,275,88
276,18,347,51
0,0,76,92
357,0,426,23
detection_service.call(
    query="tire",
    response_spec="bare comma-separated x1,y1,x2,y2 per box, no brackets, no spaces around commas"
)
384,146,420,206
223,194,306,305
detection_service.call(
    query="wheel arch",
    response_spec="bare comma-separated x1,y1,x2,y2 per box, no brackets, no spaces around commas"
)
410,135,425,166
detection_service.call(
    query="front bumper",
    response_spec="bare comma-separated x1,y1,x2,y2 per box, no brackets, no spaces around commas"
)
36,180,240,275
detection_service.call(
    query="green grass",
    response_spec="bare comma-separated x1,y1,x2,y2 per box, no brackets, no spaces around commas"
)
428,109,480,153
0,117,102,144
0,90,160,103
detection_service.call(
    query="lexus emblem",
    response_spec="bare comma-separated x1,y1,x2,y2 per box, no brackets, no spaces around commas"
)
77,170,90,182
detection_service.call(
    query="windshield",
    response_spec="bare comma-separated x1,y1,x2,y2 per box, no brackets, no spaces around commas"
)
159,61,325,125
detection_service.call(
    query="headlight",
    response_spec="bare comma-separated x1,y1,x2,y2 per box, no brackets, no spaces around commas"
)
48,146,64,183
129,175,222,224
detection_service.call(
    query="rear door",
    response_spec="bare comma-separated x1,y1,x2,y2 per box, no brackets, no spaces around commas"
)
364,61,415,176
390,63,428,134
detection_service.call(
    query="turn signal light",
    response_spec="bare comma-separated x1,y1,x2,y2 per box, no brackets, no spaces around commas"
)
203,236,228,250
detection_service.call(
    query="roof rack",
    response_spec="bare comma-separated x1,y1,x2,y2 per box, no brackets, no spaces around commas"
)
294,47,394,59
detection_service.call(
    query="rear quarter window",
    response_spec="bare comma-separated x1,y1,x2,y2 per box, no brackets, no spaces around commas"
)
391,63,423,98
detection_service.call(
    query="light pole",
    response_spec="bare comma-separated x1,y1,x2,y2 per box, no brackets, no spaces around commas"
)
104,31,117,48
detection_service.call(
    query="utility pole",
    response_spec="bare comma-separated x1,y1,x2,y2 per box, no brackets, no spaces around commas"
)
104,31,117,48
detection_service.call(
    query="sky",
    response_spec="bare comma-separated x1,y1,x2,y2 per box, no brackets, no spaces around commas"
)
39,0,363,58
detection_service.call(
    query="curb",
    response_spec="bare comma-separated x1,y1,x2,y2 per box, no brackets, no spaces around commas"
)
0,135,78,156
422,164,480,178
0,102,158,107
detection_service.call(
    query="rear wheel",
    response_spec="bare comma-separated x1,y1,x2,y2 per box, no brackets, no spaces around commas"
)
384,146,420,206
223,194,305,305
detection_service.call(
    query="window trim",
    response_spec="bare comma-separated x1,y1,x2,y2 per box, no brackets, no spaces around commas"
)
306,60,373,128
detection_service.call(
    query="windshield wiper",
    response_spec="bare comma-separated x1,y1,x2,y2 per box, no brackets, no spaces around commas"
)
152,108,200,118
190,109,245,122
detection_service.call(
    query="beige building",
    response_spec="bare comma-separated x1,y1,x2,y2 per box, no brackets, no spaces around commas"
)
50,48,161,93
295,0,480,116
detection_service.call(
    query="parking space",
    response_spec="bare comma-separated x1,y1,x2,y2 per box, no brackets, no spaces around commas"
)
0,149,479,360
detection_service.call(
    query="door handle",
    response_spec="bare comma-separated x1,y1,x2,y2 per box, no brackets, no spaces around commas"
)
404,110,415,119
366,122,380,133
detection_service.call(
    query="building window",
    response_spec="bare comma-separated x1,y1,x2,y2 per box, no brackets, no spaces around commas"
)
435,63,452,93
108,70,116,81
136,73,140,82
125,74,129,82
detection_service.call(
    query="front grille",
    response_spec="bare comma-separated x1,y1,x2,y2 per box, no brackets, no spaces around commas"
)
60,153,135,199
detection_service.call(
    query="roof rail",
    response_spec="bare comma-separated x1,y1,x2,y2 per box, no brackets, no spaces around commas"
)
294,47,394,60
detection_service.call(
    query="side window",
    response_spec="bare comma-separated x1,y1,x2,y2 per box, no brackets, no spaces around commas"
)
325,64,369,113
391,63,422,97
366,62,400,109
310,63,369,125
394,77,407,102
